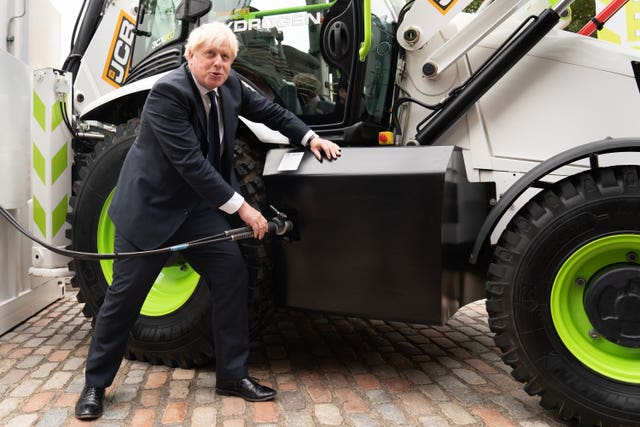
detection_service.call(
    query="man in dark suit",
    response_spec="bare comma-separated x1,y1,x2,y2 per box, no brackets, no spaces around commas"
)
75,22,341,420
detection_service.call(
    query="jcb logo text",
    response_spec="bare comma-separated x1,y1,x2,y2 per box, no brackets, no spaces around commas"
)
103,11,135,88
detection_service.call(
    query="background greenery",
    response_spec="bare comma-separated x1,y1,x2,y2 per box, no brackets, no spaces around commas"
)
465,0,596,33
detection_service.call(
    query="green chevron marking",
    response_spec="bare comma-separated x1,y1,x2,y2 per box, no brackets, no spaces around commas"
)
33,143,46,184
51,100,64,131
33,91,46,132
52,195,68,237
51,143,67,185
33,196,46,237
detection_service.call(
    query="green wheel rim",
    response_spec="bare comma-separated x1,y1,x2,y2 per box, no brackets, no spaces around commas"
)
551,234,640,384
97,190,200,317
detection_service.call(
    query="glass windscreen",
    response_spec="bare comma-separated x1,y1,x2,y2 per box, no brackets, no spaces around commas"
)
131,0,184,69
203,0,345,123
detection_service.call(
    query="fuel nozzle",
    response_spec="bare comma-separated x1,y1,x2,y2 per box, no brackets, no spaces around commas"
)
267,205,293,236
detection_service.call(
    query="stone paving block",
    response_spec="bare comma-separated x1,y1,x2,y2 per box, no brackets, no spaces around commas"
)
144,371,168,389
0,398,21,420
8,348,33,360
22,391,55,412
253,401,278,423
314,403,343,425
112,384,139,403
353,373,381,390
285,410,314,427
33,345,55,357
387,352,414,369
436,375,482,406
0,367,24,386
279,391,306,411
449,347,473,361
325,372,349,388
47,350,70,362
350,412,383,427
172,367,195,380
473,334,497,347
5,413,39,427
10,379,43,397
101,403,131,421
490,394,533,419
520,421,556,427
30,362,58,378
64,374,85,393
140,389,161,407
130,408,155,427
196,370,216,387
34,408,67,427
23,337,47,348
382,377,411,393
124,369,145,385
470,405,514,427
161,401,187,424
418,414,451,426
452,368,486,385
420,384,448,402
53,393,79,408
371,364,399,379
438,401,476,425
191,406,216,426
275,373,298,391
41,372,72,391
404,368,432,385
400,391,435,417
366,389,391,405
59,339,80,350
335,388,367,413
168,380,190,399
376,402,409,425
16,355,44,369
62,357,85,371
221,396,246,416
194,387,216,405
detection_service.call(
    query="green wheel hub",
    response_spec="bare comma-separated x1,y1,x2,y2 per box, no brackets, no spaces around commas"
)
96,190,200,317
551,234,640,384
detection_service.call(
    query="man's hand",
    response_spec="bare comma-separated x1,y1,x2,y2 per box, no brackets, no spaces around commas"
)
309,137,341,161
237,202,268,239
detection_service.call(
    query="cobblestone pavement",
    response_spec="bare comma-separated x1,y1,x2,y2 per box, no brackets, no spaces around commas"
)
0,290,566,427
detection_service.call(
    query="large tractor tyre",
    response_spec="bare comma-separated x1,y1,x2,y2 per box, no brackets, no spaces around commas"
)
68,119,274,368
486,166,640,426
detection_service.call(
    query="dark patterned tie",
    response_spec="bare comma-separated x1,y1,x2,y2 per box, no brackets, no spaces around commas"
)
207,91,222,171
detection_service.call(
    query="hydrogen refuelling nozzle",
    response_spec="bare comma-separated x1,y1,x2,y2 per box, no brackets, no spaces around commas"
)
267,205,293,236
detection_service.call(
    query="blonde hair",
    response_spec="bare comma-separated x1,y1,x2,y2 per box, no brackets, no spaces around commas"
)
184,22,239,60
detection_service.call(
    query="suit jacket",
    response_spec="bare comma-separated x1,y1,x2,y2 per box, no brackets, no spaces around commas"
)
108,63,310,249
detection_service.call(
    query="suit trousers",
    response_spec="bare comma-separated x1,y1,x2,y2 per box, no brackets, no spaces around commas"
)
84,204,249,388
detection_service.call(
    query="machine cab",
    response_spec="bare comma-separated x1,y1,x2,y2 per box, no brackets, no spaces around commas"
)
127,0,399,145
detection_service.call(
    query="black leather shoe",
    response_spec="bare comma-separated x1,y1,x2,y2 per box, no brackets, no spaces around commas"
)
216,377,276,401
75,386,105,420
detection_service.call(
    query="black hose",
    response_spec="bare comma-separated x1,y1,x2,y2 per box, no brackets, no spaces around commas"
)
0,204,292,261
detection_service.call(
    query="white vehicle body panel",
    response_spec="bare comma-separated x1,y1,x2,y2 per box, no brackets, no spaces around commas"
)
397,11,640,197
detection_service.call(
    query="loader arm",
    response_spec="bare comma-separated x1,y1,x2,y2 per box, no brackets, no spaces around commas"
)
407,1,573,145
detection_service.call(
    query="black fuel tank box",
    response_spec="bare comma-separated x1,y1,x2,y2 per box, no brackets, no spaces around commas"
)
262,145,495,324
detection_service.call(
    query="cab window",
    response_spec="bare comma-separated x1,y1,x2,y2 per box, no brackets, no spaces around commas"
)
131,0,183,70
204,0,351,125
